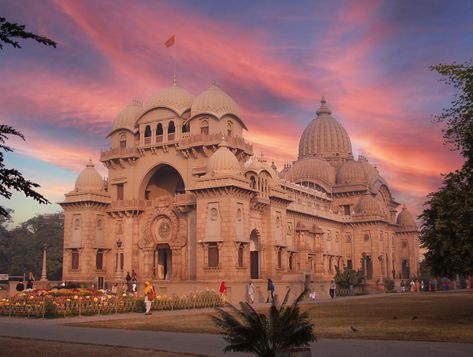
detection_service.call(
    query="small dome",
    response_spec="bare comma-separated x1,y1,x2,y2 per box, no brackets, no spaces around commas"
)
244,157,278,179
75,160,104,192
397,206,417,227
207,140,241,176
191,84,240,119
144,84,194,116
354,193,384,217
111,99,143,133
298,98,352,160
282,157,335,192
337,160,367,184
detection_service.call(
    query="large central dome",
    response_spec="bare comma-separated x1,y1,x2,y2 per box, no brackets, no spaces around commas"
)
298,98,352,160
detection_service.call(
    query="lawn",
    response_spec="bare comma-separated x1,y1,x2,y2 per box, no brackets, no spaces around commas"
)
0,337,205,357
75,292,473,343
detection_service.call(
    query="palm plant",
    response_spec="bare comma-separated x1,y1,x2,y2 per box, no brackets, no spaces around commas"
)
211,289,315,357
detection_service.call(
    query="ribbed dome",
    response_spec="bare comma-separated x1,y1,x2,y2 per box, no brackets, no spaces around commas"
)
282,157,335,192
75,160,104,192
144,84,194,116
112,99,143,133
354,193,384,216
337,160,367,184
191,84,240,119
397,206,417,227
207,140,241,176
298,98,352,160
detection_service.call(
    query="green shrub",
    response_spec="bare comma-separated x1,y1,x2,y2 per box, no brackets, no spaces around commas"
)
335,267,364,288
44,301,57,318
135,299,145,312
383,278,395,292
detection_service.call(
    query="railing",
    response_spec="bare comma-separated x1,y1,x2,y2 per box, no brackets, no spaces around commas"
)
109,193,196,211
100,147,139,161
178,133,253,153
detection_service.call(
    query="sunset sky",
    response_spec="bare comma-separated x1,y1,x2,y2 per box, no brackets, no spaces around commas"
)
1,0,472,225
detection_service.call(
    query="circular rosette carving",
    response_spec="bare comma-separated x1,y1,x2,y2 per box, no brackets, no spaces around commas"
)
154,216,173,241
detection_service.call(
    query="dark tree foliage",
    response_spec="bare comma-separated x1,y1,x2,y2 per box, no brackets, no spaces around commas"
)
334,266,364,288
0,17,56,50
211,289,315,357
0,212,64,280
420,61,473,277
0,125,50,218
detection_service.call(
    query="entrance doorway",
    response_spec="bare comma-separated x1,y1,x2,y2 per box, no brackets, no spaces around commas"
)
155,244,172,280
401,259,410,279
250,230,259,279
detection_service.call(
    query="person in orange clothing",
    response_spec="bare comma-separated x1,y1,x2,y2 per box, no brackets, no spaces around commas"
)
143,281,156,315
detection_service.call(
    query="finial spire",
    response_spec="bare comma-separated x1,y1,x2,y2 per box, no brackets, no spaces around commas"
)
172,72,176,86
316,95,332,116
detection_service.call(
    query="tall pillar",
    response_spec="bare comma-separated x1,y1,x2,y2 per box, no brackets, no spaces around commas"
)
40,244,48,281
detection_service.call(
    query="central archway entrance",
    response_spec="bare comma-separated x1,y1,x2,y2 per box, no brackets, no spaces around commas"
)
154,243,172,280
250,229,260,279
142,164,185,200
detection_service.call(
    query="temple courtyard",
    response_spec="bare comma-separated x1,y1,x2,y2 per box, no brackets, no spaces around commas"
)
0,291,472,356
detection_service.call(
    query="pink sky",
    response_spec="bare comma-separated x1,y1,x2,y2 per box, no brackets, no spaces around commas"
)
1,0,471,224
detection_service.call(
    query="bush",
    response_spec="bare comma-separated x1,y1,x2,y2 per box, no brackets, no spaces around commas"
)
44,300,57,318
135,299,145,312
335,267,364,288
383,278,395,292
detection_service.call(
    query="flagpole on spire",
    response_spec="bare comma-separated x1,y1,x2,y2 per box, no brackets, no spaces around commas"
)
164,34,176,85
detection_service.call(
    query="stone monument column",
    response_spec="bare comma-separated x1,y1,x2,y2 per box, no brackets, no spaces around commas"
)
40,244,48,281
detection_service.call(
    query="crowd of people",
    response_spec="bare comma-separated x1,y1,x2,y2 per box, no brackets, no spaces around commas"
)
400,276,471,292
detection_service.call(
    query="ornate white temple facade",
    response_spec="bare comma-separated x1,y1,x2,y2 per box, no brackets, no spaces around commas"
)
60,81,419,300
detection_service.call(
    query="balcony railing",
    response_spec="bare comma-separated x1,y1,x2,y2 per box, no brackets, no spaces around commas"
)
108,193,196,212
100,147,139,161
178,133,252,153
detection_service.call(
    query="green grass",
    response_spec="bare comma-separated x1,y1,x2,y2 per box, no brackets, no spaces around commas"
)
74,292,473,343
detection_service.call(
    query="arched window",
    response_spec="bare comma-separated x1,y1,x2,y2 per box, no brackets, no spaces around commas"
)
119,133,127,149
208,243,219,267
182,123,189,133
144,125,151,144
156,123,163,142
250,176,256,189
200,120,209,135
96,250,104,270
227,121,233,137
71,249,79,270
277,249,282,269
168,121,175,140
289,253,294,271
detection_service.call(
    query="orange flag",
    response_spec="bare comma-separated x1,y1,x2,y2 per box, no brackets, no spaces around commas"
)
165,35,175,48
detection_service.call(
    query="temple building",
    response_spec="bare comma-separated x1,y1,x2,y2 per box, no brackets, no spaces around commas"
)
60,80,420,300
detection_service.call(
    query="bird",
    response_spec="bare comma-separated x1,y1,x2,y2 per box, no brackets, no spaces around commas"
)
411,316,418,321
350,325,359,333
393,316,398,320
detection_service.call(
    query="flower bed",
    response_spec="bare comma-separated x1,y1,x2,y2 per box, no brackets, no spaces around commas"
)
0,288,224,318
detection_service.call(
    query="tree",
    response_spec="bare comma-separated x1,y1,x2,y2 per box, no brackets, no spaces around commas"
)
0,125,50,218
0,212,64,280
1,18,55,217
211,289,315,357
334,266,364,288
420,61,473,277
0,17,56,49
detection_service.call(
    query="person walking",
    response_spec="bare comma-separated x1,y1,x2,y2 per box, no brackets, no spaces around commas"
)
219,281,227,302
266,278,275,303
125,272,132,292
247,280,255,304
143,281,156,315
329,280,336,299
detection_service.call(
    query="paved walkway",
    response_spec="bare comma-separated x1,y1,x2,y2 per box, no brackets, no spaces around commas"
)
0,293,471,356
